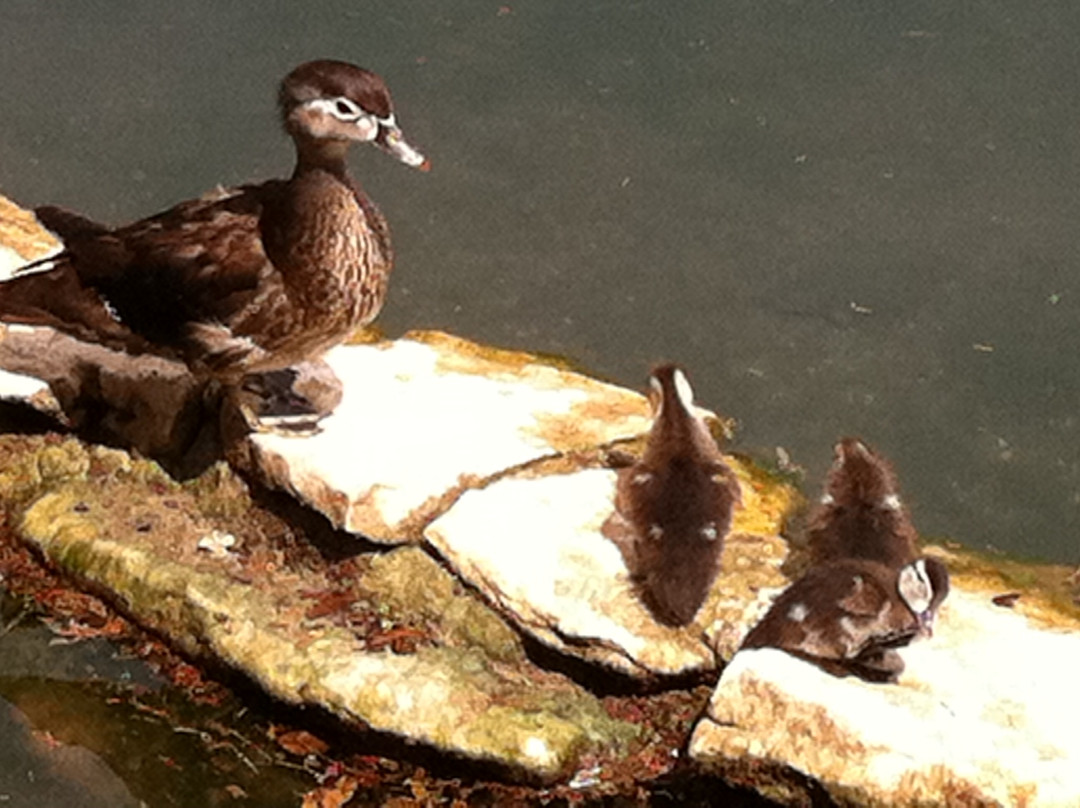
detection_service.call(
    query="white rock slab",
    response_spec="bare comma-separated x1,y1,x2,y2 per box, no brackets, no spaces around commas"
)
0,193,61,278
424,468,790,678
690,587,1080,806
0,366,50,401
242,332,652,542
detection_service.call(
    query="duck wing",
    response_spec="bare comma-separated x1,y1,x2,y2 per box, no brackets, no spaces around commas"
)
2,183,281,362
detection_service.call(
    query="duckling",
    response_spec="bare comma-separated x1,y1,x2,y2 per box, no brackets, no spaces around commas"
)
607,364,741,627
0,60,427,421
740,555,950,683
807,437,919,569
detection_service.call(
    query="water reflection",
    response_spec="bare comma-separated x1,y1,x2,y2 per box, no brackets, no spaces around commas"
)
1,1,1078,562
0,593,314,807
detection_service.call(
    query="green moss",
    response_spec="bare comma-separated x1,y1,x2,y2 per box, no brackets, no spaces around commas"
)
363,547,524,662
182,461,253,520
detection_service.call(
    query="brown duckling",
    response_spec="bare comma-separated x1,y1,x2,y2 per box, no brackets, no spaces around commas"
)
0,60,427,417
741,555,950,683
607,364,741,627
807,437,919,569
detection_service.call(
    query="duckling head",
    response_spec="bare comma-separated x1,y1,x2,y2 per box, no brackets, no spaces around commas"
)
897,556,950,636
643,364,720,464
279,60,429,170
822,437,902,511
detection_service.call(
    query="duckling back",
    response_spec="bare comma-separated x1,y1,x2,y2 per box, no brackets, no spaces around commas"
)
808,437,919,569
613,365,741,626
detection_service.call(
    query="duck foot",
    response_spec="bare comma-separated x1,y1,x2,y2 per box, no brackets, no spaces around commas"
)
226,360,345,436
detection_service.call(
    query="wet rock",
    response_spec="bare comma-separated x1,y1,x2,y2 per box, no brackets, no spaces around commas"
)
234,331,654,542
689,548,1080,806
0,435,635,779
425,461,796,679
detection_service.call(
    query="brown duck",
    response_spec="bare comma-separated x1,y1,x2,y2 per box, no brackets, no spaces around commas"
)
0,60,427,399
741,555,950,683
807,437,920,569
607,364,741,627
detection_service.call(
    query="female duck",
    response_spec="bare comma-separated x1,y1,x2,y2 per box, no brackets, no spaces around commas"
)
0,60,427,416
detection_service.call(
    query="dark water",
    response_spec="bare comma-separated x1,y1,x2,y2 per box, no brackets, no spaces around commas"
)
0,592,327,806
2,2,1079,564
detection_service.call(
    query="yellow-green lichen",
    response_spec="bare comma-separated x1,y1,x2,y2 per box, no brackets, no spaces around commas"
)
362,547,524,662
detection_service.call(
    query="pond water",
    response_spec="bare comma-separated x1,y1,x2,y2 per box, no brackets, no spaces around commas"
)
1,4,1078,560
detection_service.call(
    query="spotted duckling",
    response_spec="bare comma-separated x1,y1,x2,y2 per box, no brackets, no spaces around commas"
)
0,60,428,421
741,555,950,683
607,364,741,626
807,437,919,569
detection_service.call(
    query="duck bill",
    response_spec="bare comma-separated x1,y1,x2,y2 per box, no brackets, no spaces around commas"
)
377,124,430,171
918,610,935,638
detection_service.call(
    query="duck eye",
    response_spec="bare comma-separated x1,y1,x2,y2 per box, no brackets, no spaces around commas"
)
334,99,357,118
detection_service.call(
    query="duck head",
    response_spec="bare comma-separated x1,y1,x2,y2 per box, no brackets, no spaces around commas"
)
279,60,429,171
898,556,951,637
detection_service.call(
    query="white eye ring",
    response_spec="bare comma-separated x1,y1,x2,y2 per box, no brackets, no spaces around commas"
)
305,96,365,121
329,96,362,120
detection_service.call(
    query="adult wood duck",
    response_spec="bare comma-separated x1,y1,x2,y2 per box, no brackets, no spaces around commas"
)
0,60,427,416
605,364,741,627
807,437,919,570
741,555,950,683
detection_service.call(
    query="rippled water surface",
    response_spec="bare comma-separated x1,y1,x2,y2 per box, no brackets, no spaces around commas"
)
2,1,1079,564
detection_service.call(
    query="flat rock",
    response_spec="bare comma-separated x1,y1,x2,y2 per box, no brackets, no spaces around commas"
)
425,462,796,679
237,331,654,542
0,366,52,403
0,435,635,781
690,552,1080,807
0,192,61,277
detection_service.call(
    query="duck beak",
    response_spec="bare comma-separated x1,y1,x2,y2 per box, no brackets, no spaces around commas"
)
918,610,935,637
376,122,430,171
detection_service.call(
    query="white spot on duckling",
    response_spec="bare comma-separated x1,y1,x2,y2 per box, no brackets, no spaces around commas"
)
701,522,718,541
820,493,835,505
648,524,664,540
632,472,654,486
882,493,902,511
787,602,809,622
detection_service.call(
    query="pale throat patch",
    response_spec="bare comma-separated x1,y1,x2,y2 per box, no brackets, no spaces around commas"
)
898,558,933,613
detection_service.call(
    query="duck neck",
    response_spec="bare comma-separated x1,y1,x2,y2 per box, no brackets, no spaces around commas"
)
292,136,353,180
